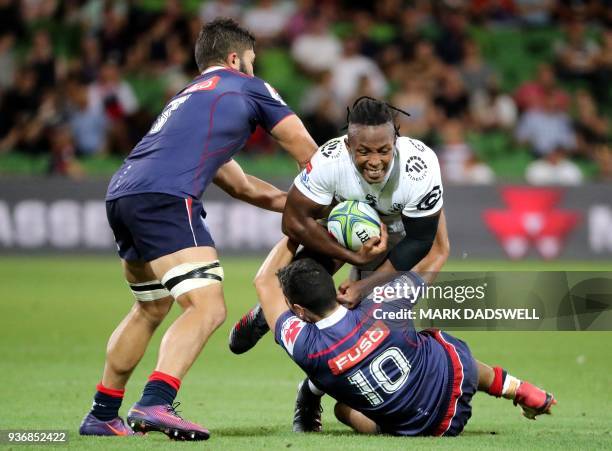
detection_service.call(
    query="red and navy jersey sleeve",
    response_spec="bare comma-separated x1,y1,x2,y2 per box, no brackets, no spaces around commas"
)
242,77,294,132
274,310,309,359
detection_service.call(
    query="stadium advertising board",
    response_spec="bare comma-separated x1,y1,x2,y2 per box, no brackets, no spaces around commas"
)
0,178,610,259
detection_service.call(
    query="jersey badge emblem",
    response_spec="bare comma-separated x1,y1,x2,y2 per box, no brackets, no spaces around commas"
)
406,156,428,181
281,317,305,355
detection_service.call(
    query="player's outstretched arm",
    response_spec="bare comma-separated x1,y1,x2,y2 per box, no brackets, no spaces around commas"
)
254,237,298,330
282,186,388,266
214,159,287,212
270,115,318,169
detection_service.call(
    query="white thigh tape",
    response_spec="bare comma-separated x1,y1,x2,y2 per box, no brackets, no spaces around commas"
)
129,280,171,302
161,261,224,299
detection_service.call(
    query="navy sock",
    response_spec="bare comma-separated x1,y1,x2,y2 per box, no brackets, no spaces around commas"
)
139,380,177,406
91,391,123,421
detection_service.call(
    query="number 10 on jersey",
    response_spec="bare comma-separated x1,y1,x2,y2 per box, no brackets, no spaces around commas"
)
347,347,412,406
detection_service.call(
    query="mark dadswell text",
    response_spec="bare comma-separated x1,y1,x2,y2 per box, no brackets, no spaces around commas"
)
373,308,540,321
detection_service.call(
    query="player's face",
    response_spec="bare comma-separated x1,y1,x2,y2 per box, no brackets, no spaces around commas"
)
346,123,395,183
238,49,256,76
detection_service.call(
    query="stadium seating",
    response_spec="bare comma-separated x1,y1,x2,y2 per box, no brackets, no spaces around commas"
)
0,6,606,182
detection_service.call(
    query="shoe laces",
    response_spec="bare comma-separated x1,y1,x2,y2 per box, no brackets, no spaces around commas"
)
166,402,183,419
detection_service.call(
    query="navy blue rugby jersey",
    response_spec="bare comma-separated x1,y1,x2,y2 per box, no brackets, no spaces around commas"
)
106,67,293,201
274,273,453,436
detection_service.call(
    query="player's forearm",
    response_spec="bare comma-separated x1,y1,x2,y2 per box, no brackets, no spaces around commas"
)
372,227,447,287
254,237,295,308
284,132,317,170
216,166,287,212
410,246,448,284
254,237,296,282
254,237,297,330
282,215,360,265
271,115,317,169
355,212,448,294
238,175,287,212
358,261,402,292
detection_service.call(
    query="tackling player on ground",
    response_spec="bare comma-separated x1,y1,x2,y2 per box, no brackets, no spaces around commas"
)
229,97,450,429
255,237,556,437
79,19,317,440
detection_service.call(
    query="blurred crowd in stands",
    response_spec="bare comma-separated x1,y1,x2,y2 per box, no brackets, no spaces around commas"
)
0,0,611,184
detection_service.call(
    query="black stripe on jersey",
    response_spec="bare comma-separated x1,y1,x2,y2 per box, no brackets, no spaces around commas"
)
163,262,222,291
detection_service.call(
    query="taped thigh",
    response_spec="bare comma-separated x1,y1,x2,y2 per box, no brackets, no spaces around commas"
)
161,261,224,299
129,280,171,302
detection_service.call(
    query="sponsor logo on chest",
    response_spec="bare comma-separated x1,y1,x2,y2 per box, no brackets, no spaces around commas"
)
327,322,390,375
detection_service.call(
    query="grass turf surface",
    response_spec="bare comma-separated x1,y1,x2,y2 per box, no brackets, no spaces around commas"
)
0,256,611,450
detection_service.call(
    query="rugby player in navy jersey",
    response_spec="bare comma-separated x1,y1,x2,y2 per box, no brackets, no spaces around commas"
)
79,19,319,440
254,237,556,437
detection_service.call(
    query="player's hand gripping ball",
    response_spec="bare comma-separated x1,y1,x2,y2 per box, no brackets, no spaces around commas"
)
327,201,381,251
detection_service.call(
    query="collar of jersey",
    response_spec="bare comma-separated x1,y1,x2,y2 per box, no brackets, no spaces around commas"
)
201,65,253,78
202,65,226,74
315,306,348,329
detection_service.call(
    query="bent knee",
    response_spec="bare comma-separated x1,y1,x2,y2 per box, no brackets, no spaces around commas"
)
197,298,227,329
136,297,173,326
209,304,227,330
180,290,227,328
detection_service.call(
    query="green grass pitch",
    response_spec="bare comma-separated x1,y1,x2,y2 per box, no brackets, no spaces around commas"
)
1,256,611,450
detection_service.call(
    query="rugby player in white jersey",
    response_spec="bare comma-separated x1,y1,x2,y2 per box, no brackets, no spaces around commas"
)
229,97,451,431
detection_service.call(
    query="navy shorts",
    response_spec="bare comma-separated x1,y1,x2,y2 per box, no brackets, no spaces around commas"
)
106,193,215,262
423,329,478,437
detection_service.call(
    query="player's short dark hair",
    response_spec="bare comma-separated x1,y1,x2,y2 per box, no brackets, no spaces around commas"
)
194,18,255,72
347,96,410,136
277,259,337,317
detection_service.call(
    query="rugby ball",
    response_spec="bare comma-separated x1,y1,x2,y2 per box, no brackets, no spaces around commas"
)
327,201,381,251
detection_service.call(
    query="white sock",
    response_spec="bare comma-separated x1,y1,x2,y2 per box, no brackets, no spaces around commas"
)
307,379,324,397
502,374,521,399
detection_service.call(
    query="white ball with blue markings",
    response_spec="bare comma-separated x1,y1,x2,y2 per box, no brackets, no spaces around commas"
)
327,201,381,251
